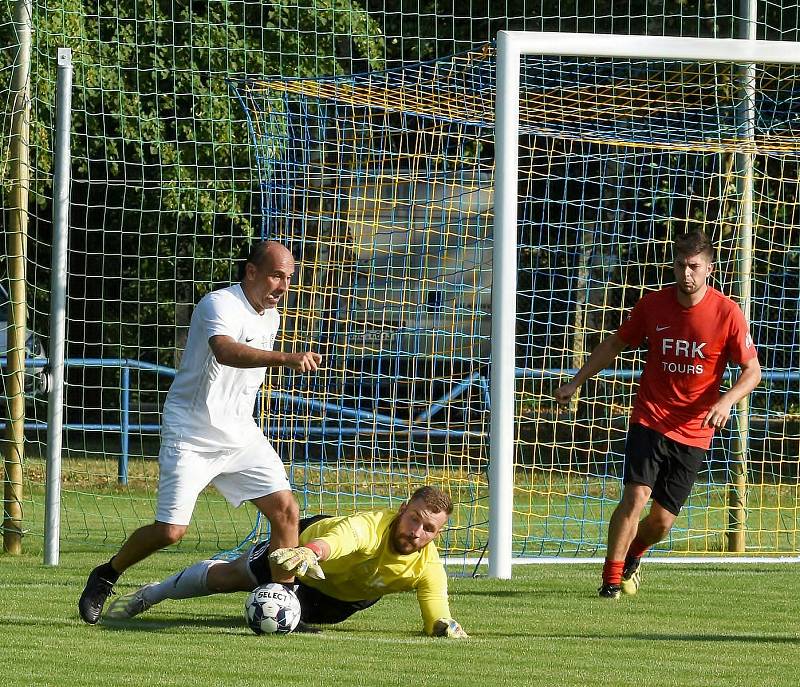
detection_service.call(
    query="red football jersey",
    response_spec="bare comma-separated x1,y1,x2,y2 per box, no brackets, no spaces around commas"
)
617,285,757,449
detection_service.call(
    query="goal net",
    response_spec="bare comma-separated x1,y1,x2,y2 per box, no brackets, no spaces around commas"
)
7,21,798,566
230,34,799,564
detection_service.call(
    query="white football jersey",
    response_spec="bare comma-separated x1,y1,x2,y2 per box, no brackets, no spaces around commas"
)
161,284,279,450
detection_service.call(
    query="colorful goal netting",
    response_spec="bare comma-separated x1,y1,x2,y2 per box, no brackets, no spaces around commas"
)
229,43,799,559
5,12,799,562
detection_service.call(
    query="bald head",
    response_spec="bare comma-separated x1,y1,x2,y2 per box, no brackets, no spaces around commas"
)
239,241,295,313
239,241,294,281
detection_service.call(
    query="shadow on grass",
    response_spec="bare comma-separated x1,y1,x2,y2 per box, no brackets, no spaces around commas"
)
101,615,243,632
620,632,800,645
100,617,458,641
518,631,800,645
101,615,348,636
454,589,529,598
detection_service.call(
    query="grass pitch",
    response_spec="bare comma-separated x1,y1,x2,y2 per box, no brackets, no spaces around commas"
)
1,552,798,687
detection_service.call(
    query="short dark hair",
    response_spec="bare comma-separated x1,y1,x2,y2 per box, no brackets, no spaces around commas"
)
409,486,453,515
674,230,714,262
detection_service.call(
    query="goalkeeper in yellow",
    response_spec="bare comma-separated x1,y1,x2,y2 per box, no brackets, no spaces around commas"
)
106,486,468,638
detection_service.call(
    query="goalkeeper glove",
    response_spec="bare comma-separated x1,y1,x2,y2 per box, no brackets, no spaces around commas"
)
268,547,325,580
432,618,469,639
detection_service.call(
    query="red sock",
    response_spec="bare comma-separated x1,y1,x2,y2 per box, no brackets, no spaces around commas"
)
602,559,625,586
626,535,650,562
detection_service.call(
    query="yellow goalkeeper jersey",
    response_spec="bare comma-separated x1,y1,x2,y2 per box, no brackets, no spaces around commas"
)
299,509,451,635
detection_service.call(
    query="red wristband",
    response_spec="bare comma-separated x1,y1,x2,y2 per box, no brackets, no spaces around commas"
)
305,541,324,559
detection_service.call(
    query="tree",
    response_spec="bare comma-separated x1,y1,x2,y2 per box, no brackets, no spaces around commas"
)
18,0,384,376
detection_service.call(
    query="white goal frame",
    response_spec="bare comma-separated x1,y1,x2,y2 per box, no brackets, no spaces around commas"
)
490,31,800,578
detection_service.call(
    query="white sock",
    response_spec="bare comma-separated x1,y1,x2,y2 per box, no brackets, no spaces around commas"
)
143,560,223,605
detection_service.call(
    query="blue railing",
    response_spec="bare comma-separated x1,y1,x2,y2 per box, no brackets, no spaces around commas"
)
2,356,796,484
1,357,174,483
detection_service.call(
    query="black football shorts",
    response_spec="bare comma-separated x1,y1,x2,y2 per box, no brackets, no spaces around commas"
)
623,423,706,515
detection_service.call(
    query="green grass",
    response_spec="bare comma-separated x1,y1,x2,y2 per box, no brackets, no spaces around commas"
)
1,552,798,687
7,456,800,684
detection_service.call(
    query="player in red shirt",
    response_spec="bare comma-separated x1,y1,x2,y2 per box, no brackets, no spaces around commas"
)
554,230,761,599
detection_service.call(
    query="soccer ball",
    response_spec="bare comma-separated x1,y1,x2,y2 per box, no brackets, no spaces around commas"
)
244,583,302,635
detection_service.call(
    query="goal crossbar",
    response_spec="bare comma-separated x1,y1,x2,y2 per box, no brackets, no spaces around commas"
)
499,31,800,63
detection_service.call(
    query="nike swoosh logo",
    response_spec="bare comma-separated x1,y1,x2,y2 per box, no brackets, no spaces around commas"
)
245,336,255,342
655,325,670,332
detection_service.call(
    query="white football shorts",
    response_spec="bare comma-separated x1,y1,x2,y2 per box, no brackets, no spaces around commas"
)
155,435,291,526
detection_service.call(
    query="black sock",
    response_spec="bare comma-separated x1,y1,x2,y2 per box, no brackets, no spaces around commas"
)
96,560,120,584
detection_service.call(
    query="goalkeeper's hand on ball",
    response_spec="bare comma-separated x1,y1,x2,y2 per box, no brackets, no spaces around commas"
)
432,618,469,639
269,547,325,580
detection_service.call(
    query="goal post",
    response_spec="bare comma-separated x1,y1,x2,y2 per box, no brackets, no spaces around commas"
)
492,31,800,577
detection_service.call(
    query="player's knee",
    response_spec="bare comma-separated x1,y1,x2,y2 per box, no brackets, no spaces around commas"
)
259,492,298,532
254,490,299,535
619,485,650,514
650,516,673,540
618,496,646,518
272,495,299,528
206,561,245,593
152,523,187,547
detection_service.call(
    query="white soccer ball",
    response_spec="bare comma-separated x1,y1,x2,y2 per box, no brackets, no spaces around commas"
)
244,583,302,635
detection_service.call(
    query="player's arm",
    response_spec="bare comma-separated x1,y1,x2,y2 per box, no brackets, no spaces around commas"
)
702,355,762,429
209,335,321,372
270,515,367,579
553,333,628,405
416,564,467,638
276,538,331,563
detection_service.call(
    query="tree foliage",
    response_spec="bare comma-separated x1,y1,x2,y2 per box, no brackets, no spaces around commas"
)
18,0,384,364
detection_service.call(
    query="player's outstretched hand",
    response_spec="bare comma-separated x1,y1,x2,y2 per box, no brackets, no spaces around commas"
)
269,546,325,580
553,381,578,405
284,351,322,373
432,618,469,639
